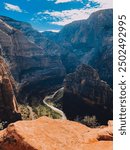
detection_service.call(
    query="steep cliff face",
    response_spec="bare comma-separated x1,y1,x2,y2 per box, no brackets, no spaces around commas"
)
0,9,113,127
0,56,21,128
0,9,113,88
43,9,113,86
0,117,113,150
0,16,61,56
0,18,65,102
62,64,113,124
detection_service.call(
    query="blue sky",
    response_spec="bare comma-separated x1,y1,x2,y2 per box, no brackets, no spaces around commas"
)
0,0,112,32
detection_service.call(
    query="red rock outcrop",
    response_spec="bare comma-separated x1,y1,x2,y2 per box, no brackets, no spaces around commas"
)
0,117,113,150
0,56,21,128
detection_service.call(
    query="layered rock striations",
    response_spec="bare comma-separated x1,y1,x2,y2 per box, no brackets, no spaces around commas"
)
0,9,113,126
0,9,113,90
0,56,21,127
0,16,61,56
0,117,113,150
63,64,113,124
0,18,65,102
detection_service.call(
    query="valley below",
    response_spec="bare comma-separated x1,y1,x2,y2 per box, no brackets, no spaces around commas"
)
0,8,113,150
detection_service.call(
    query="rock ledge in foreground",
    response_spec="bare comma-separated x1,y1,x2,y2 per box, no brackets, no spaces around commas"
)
0,117,113,150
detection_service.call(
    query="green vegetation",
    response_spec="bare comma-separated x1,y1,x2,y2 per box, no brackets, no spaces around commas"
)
0,123,3,130
18,103,62,120
81,115,100,128
32,104,62,119
18,104,31,120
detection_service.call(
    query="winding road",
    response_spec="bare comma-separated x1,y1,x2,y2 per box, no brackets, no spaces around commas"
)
43,87,67,120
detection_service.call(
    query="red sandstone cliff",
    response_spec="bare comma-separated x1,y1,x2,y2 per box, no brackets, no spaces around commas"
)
0,56,21,128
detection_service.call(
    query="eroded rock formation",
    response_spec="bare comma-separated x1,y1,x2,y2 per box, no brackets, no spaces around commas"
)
0,56,21,128
0,117,113,150
62,64,113,124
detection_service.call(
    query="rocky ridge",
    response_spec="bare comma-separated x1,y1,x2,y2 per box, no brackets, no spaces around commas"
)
0,117,113,150
0,9,113,87
0,16,61,56
0,18,65,103
43,9,113,86
0,56,21,128
62,64,113,123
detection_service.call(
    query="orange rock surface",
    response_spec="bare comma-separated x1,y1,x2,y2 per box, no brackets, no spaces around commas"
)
0,56,21,127
0,117,113,150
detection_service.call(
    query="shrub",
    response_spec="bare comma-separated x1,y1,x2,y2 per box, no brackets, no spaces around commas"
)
81,115,100,128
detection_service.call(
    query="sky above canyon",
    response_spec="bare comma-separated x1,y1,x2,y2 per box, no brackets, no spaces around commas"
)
0,0,112,32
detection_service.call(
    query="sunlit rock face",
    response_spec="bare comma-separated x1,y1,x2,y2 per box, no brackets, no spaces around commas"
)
0,56,21,127
0,117,113,150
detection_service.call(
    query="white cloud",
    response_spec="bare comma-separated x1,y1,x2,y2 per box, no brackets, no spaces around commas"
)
43,9,90,25
37,0,112,26
86,3,91,8
89,0,112,9
41,29,60,32
55,0,82,4
4,3,23,12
